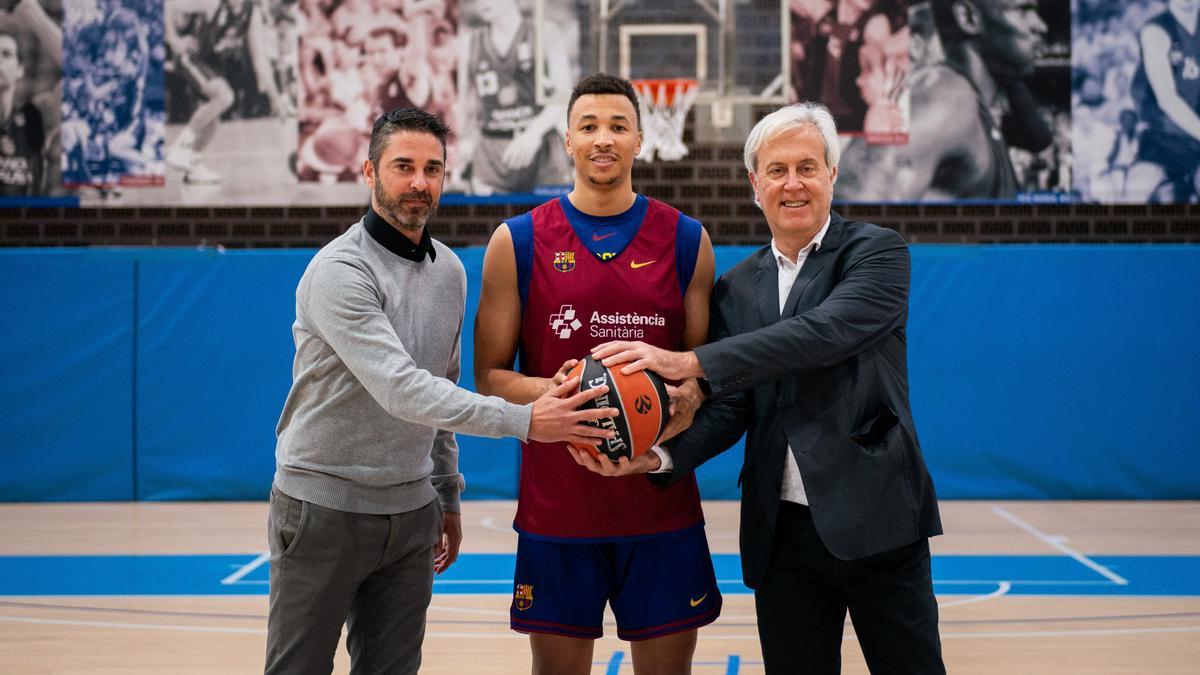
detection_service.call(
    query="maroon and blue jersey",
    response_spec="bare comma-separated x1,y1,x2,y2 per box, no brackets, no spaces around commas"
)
508,195,704,540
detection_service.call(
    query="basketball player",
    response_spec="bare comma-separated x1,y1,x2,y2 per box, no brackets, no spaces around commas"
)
0,0,61,196
1126,0,1200,202
474,74,719,674
0,29,44,195
581,102,945,674
456,0,572,194
362,26,430,119
266,108,619,675
164,0,280,184
838,0,1051,200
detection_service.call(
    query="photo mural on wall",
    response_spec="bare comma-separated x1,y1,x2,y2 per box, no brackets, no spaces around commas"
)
1073,0,1200,204
7,0,1192,206
834,0,1072,203
0,0,63,200
61,0,166,192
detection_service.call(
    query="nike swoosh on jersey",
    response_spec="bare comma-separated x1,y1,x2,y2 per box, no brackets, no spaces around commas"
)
630,260,656,269
592,231,619,241
690,593,708,607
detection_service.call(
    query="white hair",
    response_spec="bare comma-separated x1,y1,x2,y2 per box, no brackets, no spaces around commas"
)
742,102,841,175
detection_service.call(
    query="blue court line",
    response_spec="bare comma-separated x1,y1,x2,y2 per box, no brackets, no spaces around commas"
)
605,651,624,675
1,554,1198,596
592,654,756,673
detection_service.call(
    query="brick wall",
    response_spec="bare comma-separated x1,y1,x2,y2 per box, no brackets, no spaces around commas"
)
3,140,1198,247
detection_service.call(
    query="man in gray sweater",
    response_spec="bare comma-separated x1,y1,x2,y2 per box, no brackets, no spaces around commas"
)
266,108,618,675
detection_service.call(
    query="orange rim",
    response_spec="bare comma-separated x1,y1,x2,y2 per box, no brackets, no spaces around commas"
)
631,78,699,107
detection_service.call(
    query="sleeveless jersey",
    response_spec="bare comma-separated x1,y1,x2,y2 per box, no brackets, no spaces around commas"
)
175,0,252,68
469,18,544,137
1133,11,1200,141
973,88,1019,198
0,103,45,196
374,78,416,118
929,64,1018,199
513,197,704,540
201,0,255,63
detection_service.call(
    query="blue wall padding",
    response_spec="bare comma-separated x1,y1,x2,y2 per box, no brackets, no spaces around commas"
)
906,245,1200,499
456,247,523,498
0,251,135,500
134,252,309,500
1,244,1198,502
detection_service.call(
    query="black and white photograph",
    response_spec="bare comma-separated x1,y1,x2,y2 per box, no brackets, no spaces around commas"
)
790,0,912,141
0,0,63,200
836,0,1071,203
165,0,292,185
294,0,457,185
1073,0,1200,203
82,0,317,205
453,0,578,195
61,0,166,192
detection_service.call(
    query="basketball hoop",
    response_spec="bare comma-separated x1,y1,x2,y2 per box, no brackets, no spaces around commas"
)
632,78,699,162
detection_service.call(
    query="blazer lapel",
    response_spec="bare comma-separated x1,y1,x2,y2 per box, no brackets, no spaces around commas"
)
781,214,844,317
753,248,780,326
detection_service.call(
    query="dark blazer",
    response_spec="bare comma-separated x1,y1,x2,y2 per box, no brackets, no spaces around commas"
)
663,213,942,589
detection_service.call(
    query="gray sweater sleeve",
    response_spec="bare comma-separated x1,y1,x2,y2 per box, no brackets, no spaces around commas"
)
431,321,466,513
302,256,532,440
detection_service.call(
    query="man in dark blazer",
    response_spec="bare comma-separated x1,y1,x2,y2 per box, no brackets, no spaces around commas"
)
579,102,945,673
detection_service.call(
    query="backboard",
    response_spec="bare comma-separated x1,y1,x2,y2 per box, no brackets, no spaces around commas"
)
535,0,789,134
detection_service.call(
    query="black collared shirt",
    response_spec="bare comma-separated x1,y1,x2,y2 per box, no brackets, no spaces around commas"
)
363,207,436,262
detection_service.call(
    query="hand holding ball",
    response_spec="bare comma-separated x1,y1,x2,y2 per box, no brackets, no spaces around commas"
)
565,355,670,461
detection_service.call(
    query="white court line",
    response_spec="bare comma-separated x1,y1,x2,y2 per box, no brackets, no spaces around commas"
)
938,582,1012,608
939,625,1200,639
221,552,269,586
480,517,512,533
935,579,1116,586
992,506,1129,585
0,615,265,634
5,613,1198,640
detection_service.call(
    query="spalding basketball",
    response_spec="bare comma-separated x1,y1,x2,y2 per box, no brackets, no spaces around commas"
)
566,355,670,461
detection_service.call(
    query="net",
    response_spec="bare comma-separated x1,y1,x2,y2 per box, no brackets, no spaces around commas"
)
632,78,699,162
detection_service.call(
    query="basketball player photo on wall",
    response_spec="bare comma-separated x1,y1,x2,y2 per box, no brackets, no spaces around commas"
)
455,0,580,195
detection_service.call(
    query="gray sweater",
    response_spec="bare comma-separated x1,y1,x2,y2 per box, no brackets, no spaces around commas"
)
274,219,531,515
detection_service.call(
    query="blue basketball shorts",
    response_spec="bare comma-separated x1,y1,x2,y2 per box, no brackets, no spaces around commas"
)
509,526,722,641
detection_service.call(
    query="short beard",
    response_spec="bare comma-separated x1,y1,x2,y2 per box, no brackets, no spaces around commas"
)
587,175,620,186
374,179,436,232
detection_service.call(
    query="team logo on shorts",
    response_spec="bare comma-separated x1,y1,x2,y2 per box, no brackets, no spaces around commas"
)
514,583,534,610
553,251,576,273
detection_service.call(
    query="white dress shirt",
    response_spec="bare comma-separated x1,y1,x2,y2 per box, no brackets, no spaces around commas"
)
771,217,830,504
653,216,831,506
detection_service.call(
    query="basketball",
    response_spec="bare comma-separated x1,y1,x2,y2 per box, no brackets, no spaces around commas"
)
565,355,670,462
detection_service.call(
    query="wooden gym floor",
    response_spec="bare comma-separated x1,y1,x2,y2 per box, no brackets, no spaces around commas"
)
1,500,1198,673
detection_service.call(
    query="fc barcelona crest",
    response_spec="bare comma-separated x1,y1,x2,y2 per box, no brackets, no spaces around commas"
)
514,583,534,610
553,251,576,273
